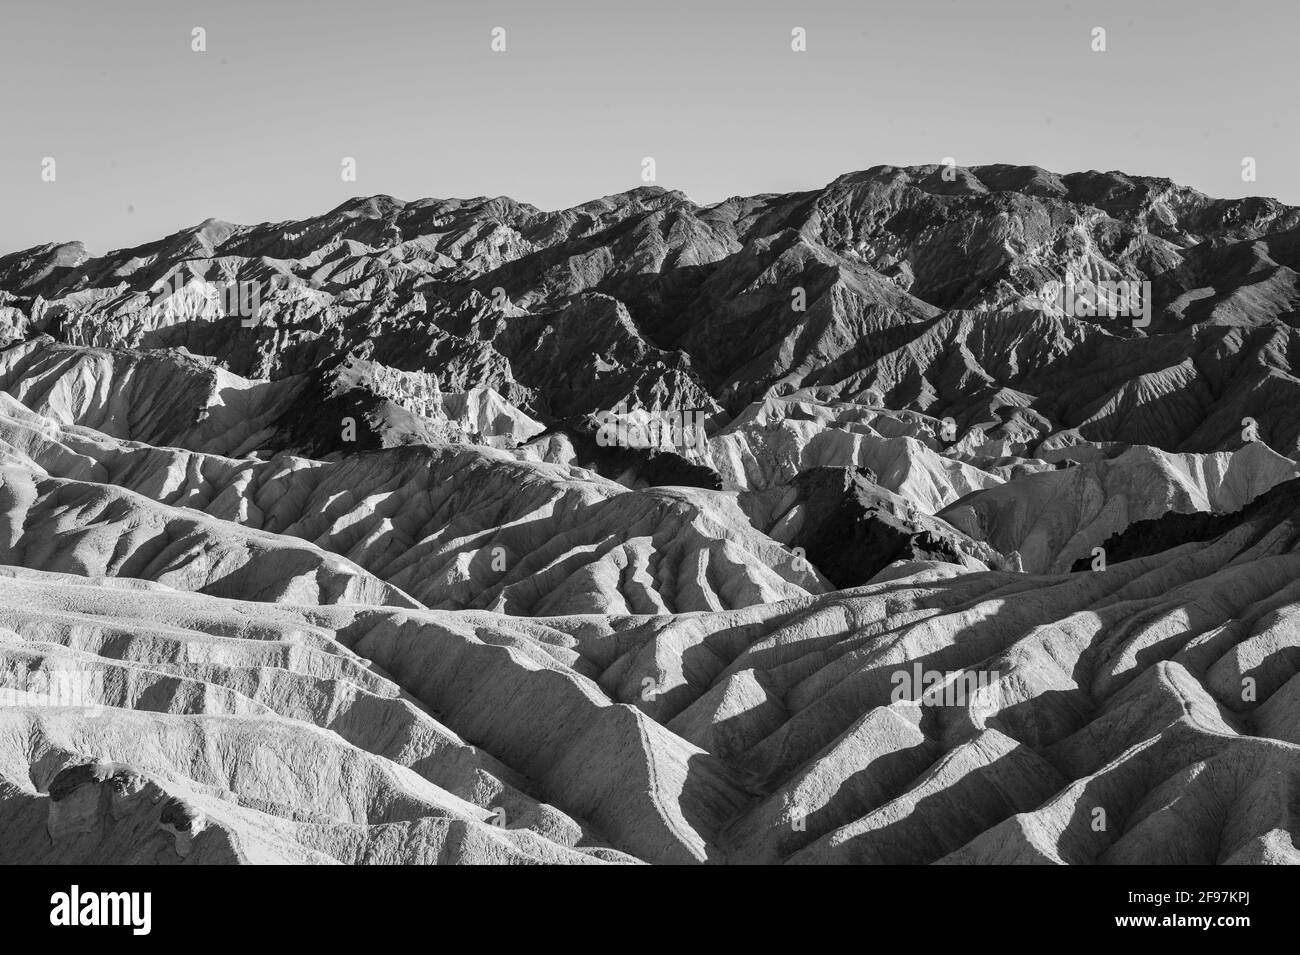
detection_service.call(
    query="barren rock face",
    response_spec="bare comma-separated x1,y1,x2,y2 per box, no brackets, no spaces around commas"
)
1,164,1299,865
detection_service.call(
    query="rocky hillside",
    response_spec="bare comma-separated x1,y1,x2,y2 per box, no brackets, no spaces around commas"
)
1,164,1298,864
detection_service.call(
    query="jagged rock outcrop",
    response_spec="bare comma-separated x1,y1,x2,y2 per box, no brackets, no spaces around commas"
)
740,465,1011,586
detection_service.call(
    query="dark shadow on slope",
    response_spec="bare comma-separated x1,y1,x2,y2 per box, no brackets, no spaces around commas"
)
1071,476,1300,571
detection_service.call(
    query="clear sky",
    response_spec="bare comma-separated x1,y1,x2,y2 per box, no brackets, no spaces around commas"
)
2,0,1296,255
